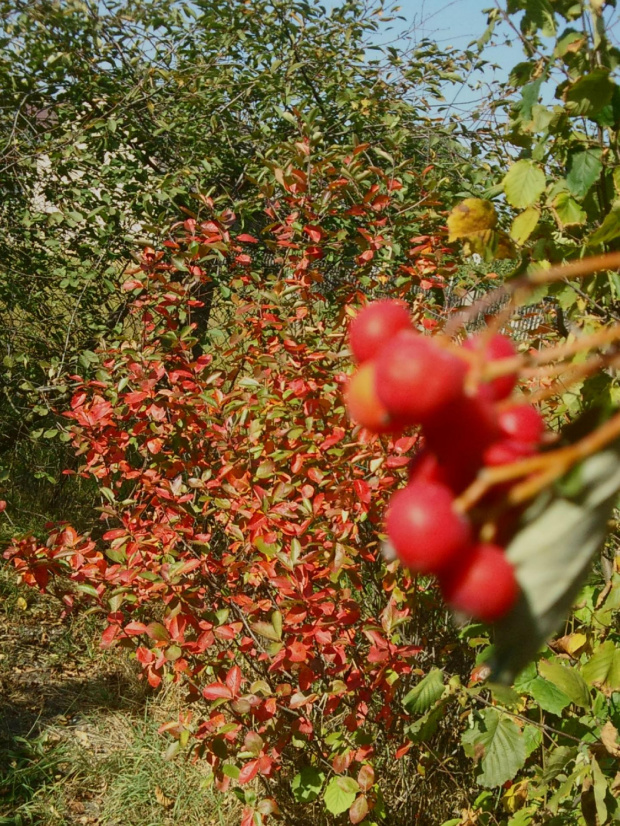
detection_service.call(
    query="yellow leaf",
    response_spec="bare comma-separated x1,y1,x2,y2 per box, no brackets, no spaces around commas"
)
502,780,529,813
601,721,620,757
447,199,497,241
16,597,28,611
510,207,540,245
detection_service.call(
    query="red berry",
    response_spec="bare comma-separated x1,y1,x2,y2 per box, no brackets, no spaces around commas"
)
483,439,536,467
464,333,517,401
386,482,471,574
346,362,396,434
349,300,411,364
423,388,499,491
407,450,449,488
375,330,467,425
439,543,518,622
498,404,544,445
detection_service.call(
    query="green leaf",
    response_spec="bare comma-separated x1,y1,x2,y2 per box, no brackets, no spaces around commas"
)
507,810,534,826
591,756,608,825
462,709,526,788
403,669,445,714
406,698,449,743
563,69,616,117
581,640,620,694
324,776,358,815
491,439,620,684
551,192,587,229
503,160,546,209
539,746,578,785
291,767,325,803
588,207,620,247
510,207,540,245
527,676,571,716
522,724,543,758
566,150,603,198
538,660,590,708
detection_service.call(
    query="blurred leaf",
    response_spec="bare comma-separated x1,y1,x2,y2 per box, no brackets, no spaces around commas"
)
491,439,620,684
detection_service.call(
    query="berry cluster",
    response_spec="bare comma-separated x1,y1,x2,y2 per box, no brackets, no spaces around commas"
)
346,300,545,622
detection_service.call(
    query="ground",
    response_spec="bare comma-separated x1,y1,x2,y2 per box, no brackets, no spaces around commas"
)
0,566,236,826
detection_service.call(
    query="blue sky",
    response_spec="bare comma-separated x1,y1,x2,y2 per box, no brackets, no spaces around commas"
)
389,0,519,82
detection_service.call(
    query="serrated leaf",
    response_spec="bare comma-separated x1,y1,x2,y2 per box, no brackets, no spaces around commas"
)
510,207,540,245
324,776,357,815
551,192,586,229
462,709,526,788
538,660,590,708
503,160,546,209
566,150,603,198
403,669,445,714
581,640,620,695
292,767,325,803
491,439,620,684
563,69,615,117
527,676,571,716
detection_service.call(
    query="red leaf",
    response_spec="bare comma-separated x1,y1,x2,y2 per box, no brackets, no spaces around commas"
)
122,278,143,291
202,682,233,701
349,794,369,824
103,528,127,541
287,640,309,663
240,808,255,826
303,225,323,243
395,742,412,759
353,480,371,504
357,249,374,263
357,764,375,792
371,194,390,212
226,665,243,697
237,234,258,243
238,759,260,785
124,621,148,636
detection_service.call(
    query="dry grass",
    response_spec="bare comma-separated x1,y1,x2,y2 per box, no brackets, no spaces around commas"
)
0,566,237,826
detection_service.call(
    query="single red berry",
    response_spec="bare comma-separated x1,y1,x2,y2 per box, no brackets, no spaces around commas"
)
464,333,517,401
439,543,518,622
407,449,449,488
375,330,467,425
349,300,411,364
346,362,397,434
498,404,544,445
483,439,536,467
423,388,499,492
386,482,471,574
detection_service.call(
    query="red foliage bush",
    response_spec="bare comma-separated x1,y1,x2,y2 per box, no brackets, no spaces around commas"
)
5,144,466,824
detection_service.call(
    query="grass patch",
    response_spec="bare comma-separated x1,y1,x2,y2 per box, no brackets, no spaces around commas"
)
0,565,235,825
